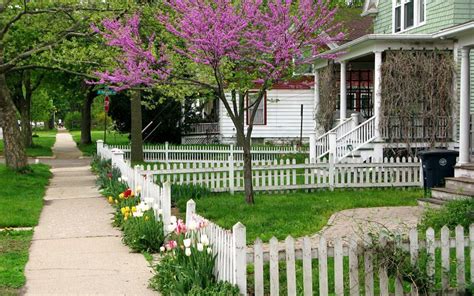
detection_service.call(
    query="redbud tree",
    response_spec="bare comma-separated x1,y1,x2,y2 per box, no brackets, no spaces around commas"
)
94,0,342,204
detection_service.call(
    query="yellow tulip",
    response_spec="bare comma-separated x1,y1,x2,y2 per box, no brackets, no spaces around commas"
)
114,199,118,204
120,207,126,215
144,216,149,221
131,206,137,213
108,196,113,203
119,193,124,199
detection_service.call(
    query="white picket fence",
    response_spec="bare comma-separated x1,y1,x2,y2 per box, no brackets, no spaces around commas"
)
185,200,246,288
139,156,422,193
249,225,474,296
96,140,172,231
183,199,473,295
108,142,308,164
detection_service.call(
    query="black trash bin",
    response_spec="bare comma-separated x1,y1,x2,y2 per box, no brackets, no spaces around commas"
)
418,149,458,194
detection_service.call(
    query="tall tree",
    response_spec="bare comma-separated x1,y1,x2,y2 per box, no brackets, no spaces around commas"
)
0,0,122,170
90,13,169,163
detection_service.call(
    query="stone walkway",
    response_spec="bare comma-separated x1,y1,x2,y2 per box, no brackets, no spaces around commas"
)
23,131,155,295
249,205,424,253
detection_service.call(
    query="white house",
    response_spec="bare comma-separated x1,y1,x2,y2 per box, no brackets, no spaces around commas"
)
182,77,318,145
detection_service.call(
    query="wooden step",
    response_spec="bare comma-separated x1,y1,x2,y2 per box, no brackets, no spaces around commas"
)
431,187,474,201
445,177,474,191
455,164,474,178
417,198,444,208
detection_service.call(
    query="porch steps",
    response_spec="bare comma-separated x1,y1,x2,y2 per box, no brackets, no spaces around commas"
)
418,164,474,207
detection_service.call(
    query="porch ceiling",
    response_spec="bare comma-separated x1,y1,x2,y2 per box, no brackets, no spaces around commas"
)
313,34,454,69
434,21,474,48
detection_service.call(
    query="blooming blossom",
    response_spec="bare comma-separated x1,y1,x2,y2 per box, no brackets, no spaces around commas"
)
185,248,191,256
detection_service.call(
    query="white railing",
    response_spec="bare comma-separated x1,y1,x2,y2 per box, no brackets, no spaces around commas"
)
96,140,172,232
315,117,353,159
140,156,422,192
185,200,246,292
335,115,376,161
108,142,308,164
248,224,473,296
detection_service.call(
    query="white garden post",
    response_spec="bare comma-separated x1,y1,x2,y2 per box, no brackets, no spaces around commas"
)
111,149,124,168
374,51,383,140
228,155,235,195
309,134,316,164
329,132,337,190
96,140,104,157
165,141,169,164
162,181,172,235
232,222,247,295
185,199,196,228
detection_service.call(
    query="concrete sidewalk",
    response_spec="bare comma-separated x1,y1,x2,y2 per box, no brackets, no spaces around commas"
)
23,131,155,295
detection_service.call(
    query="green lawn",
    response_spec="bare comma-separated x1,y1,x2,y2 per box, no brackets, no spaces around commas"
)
70,130,130,156
0,231,33,296
0,131,57,157
177,189,422,243
0,164,51,227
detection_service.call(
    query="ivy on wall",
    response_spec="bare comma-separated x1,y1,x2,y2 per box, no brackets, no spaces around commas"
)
316,62,338,132
380,50,455,151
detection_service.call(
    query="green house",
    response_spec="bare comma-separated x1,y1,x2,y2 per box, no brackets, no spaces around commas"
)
310,0,474,166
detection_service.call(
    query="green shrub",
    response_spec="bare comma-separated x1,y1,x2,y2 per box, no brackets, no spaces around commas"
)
122,209,164,253
64,111,81,130
171,183,211,206
187,281,240,296
419,198,474,233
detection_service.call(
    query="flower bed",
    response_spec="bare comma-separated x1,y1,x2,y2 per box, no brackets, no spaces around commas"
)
91,156,238,295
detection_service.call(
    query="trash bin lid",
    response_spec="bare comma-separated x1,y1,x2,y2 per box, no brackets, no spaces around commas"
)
417,149,459,157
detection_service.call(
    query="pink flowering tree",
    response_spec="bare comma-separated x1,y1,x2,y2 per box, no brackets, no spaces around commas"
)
157,0,342,204
90,13,169,162
93,1,342,203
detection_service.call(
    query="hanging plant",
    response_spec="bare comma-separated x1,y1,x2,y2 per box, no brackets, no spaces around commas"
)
380,50,455,154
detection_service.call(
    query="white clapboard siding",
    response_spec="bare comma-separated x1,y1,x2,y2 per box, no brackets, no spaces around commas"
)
140,156,422,193
219,89,315,139
246,225,473,296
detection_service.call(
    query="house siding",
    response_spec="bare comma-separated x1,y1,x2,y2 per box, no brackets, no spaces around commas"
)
219,89,315,143
373,0,474,35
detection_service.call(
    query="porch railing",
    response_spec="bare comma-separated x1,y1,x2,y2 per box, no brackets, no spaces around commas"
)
381,116,452,142
315,117,354,159
186,122,219,135
335,115,376,161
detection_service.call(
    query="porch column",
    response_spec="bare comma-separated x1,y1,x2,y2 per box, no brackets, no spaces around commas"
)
459,47,471,164
374,51,383,139
340,61,347,121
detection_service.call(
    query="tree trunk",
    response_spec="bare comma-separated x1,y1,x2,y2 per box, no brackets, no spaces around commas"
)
20,97,32,147
242,138,254,204
0,73,28,170
130,90,143,163
80,89,95,145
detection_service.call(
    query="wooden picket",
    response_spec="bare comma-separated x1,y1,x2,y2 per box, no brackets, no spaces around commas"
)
245,225,474,296
140,156,422,192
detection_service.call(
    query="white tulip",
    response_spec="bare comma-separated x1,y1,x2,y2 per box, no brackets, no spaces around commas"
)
122,176,128,182
207,247,212,254
183,238,191,248
197,243,204,252
167,223,176,232
160,246,165,252
170,216,177,224
185,248,192,256
201,234,209,246
133,210,143,217
118,177,122,182
136,185,142,193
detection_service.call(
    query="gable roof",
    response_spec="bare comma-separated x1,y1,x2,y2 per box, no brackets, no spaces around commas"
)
336,7,374,44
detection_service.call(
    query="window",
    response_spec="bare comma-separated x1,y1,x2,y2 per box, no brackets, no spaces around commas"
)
393,0,425,33
246,91,266,125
